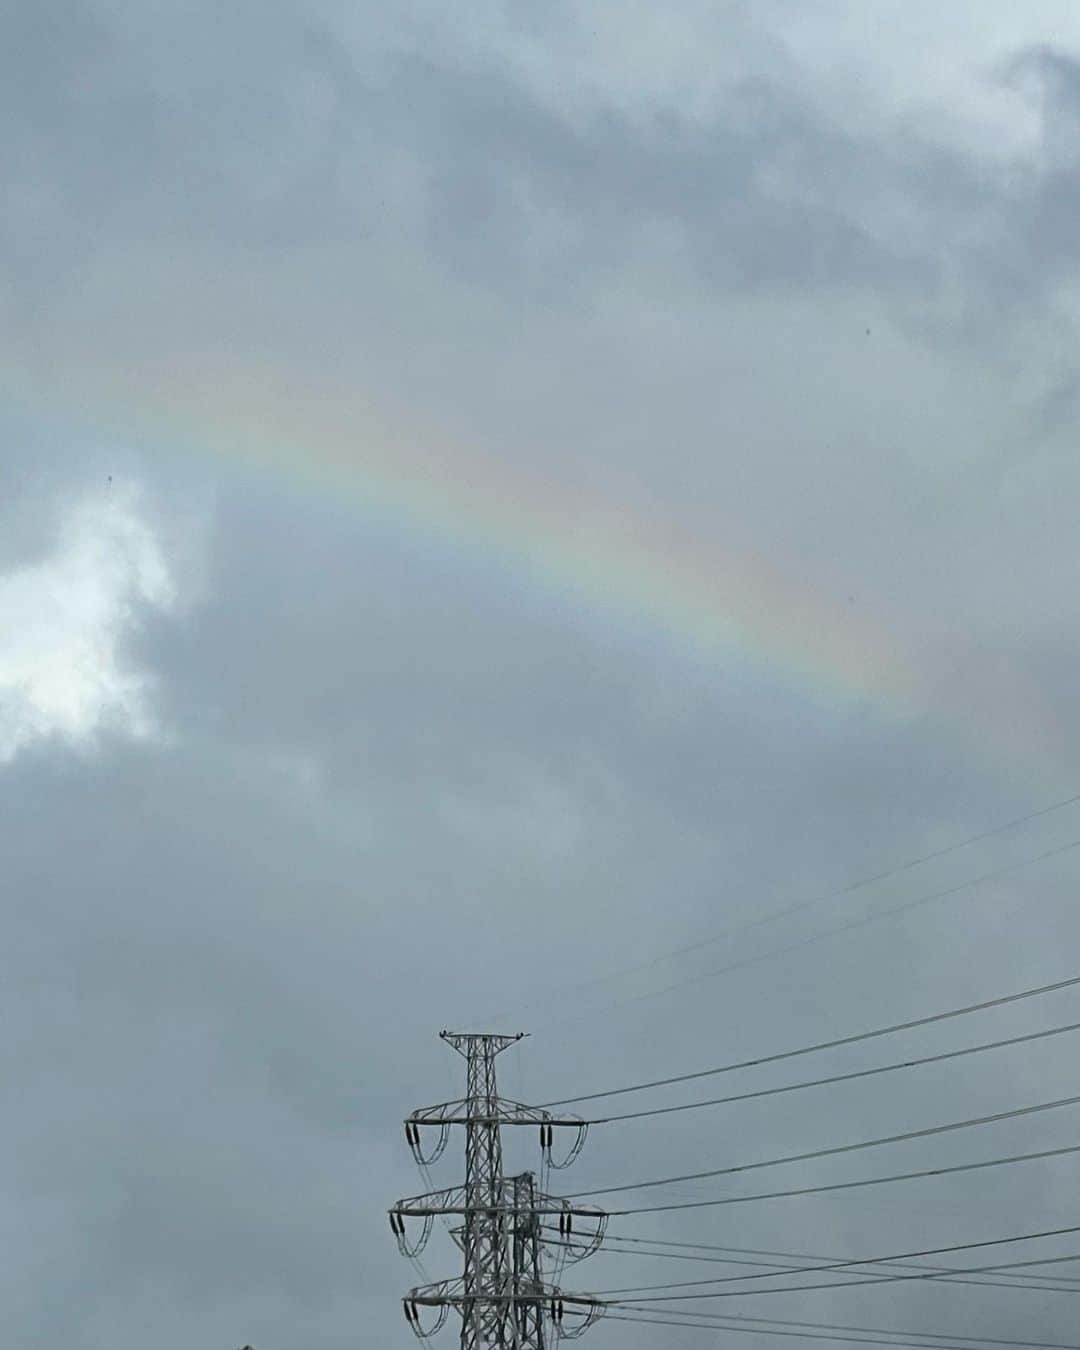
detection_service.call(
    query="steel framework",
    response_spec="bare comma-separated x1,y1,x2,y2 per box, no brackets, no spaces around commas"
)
389,1032,605,1349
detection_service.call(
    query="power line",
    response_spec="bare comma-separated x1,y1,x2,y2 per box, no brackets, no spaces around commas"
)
581,1227,1080,1262
542,969,1080,1108
602,1308,973,1344
582,1018,1080,1124
602,1309,1080,1349
577,1226,1080,1283
603,1305,1080,1349
543,833,1080,1033
596,1248,1080,1296
604,1138,1080,1215
606,1310,987,1344
541,1231,1080,1292
684,1311,1079,1345
481,788,1080,1032
570,1089,1080,1198
597,1248,1080,1301
540,1236,1080,1295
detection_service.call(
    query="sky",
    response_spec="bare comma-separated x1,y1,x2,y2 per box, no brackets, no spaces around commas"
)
6,2,1080,1347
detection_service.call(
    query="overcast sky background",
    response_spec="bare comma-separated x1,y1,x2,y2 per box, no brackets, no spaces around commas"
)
8,3,1080,1347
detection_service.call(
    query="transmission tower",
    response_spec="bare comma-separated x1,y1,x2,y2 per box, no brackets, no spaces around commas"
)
389,1031,606,1348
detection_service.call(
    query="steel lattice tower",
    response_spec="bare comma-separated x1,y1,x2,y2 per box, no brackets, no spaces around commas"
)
450,1032,519,1349
507,1171,546,1350
389,1031,606,1348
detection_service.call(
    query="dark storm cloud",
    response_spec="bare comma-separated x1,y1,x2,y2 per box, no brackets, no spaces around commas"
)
0,0,986,309
6,3,1080,1350
7,482,1075,1350
2,1,1072,330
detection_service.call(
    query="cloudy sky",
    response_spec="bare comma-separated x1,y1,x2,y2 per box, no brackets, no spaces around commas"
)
7,2,1080,1347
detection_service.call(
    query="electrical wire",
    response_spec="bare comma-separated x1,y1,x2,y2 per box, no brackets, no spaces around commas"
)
477,788,1080,1032
601,1309,1080,1349
542,1240,1080,1297
538,1234,1080,1294
601,1305,1080,1349
580,1018,1080,1124
541,969,1080,1108
570,1089,1080,1198
575,1227,1080,1283
606,1310,954,1341
542,834,1080,1038
620,1307,1080,1347
603,1138,1080,1215
594,1248,1080,1301
595,1248,1080,1296
579,1227,1080,1261
404,1158,442,1286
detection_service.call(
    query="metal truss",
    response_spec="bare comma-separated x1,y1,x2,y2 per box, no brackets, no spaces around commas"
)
388,1031,606,1349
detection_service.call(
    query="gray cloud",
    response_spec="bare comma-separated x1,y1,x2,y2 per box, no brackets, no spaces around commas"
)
5,3,1080,1348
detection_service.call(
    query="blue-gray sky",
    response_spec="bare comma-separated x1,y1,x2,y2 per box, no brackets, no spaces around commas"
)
5,3,1080,1348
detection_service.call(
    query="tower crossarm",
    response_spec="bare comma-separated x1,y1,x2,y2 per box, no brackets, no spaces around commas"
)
408,1098,584,1127
392,1184,604,1222
406,1278,600,1312
403,1278,608,1342
440,1030,525,1057
405,1095,589,1170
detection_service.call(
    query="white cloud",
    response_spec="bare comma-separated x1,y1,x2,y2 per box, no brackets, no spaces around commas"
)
0,484,177,763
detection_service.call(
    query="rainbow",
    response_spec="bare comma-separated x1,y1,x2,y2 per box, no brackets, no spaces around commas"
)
4,344,1065,771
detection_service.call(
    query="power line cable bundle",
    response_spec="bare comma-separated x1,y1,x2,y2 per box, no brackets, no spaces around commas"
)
389,792,1080,1345
479,788,1080,1036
